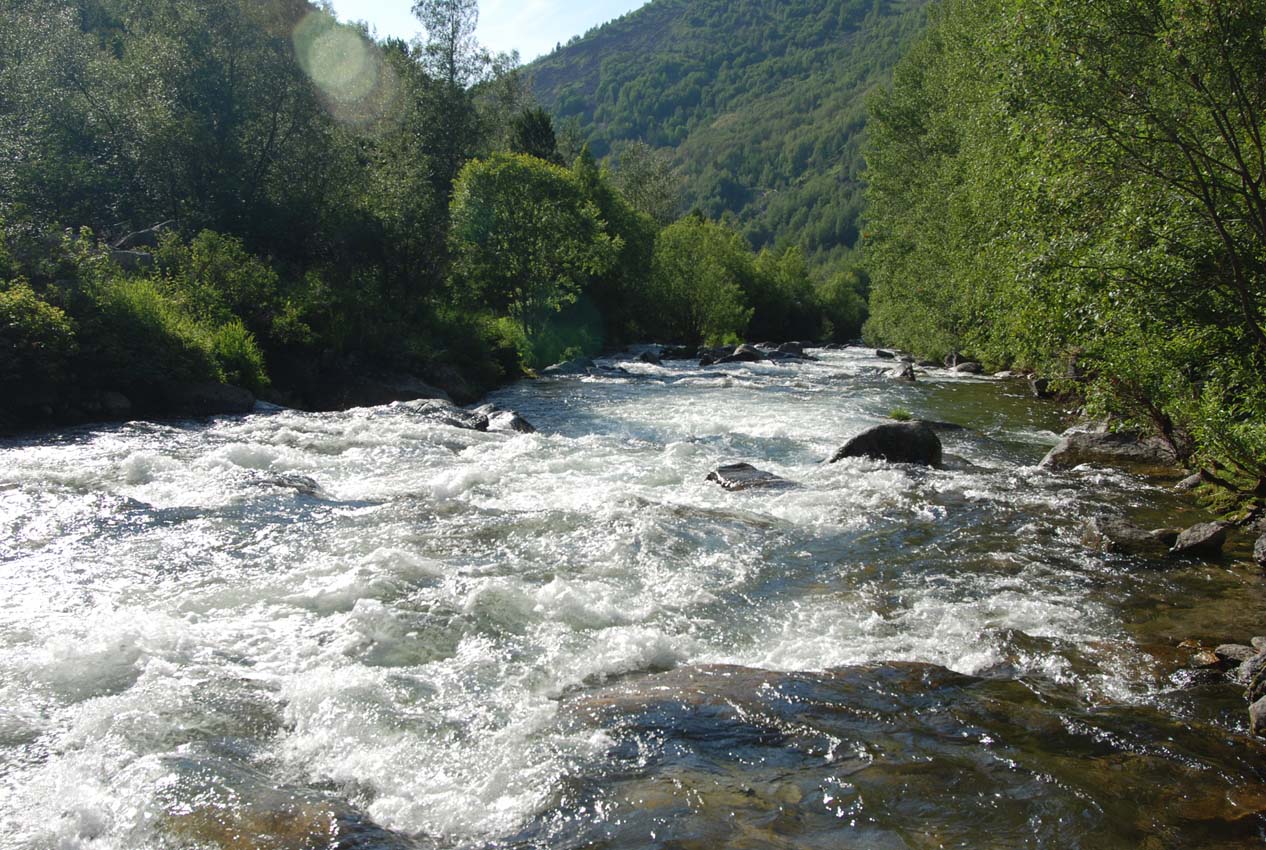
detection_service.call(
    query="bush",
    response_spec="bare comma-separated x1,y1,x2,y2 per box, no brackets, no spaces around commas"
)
82,276,220,388
0,280,77,392
648,217,753,345
209,320,270,393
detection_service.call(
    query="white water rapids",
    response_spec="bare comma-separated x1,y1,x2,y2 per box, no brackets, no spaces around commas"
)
2,347,1262,849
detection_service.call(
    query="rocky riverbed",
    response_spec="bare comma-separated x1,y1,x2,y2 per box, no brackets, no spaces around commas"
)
2,346,1265,849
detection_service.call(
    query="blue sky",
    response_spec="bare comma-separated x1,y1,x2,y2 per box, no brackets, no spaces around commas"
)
329,0,648,61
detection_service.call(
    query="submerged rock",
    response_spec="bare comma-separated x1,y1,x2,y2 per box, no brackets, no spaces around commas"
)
1080,517,1175,556
706,463,794,492
1170,522,1232,558
890,363,916,382
403,399,489,431
1040,430,1179,474
473,404,536,434
830,422,943,467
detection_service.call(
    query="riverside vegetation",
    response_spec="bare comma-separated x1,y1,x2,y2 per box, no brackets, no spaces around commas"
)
0,0,867,432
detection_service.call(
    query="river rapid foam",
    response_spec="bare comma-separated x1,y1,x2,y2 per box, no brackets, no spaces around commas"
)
2,347,1265,849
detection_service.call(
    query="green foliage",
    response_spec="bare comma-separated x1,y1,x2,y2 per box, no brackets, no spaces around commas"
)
749,246,819,342
509,108,562,163
816,269,868,342
864,0,1266,486
449,152,619,365
209,321,270,394
648,217,754,345
531,0,931,266
888,407,912,422
0,280,77,392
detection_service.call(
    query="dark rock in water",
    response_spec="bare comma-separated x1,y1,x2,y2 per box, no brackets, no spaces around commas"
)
473,404,536,434
1241,652,1266,697
953,362,984,374
875,349,897,360
776,342,805,357
944,353,960,368
1040,430,1179,473
1255,533,1266,568
1251,696,1266,737
101,391,133,419
917,359,940,368
1030,376,1054,399
403,399,489,431
542,357,595,376
1170,522,1232,558
718,344,767,364
1215,644,1257,665
706,463,793,492
660,346,695,361
166,383,255,416
340,373,452,409
890,363,916,382
1080,517,1175,556
638,351,662,365
261,473,328,499
831,422,943,467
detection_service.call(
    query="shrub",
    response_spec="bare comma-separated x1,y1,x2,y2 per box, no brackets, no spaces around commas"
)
0,280,77,391
209,320,270,393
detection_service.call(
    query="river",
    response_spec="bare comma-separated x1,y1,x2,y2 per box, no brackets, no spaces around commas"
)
2,347,1265,849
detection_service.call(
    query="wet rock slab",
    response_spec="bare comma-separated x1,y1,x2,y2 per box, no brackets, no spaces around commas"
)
1041,430,1179,474
706,463,794,491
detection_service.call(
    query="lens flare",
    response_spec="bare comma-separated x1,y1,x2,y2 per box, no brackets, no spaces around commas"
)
293,12,399,131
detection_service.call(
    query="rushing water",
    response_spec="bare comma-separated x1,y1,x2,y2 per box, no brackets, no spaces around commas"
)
3,347,1266,850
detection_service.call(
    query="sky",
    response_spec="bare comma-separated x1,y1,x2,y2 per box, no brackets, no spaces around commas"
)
329,0,647,61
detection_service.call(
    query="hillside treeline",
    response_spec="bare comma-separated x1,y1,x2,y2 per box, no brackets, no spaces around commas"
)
864,0,1266,491
531,0,930,268
0,0,864,426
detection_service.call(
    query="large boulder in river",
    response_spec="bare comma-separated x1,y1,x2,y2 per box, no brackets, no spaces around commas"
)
473,404,536,434
1080,517,1176,556
1040,430,1179,474
890,363,916,382
402,399,489,431
1170,521,1232,558
165,382,255,416
541,357,595,376
718,344,767,364
706,463,794,492
830,422,943,467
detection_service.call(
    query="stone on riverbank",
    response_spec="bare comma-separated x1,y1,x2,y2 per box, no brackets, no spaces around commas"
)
1170,522,1232,558
831,422,943,467
1251,696,1266,737
1255,533,1266,568
1215,644,1258,665
953,362,984,374
1040,430,1179,474
707,463,793,492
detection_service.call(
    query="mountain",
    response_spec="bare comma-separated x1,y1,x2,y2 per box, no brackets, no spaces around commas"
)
529,0,931,268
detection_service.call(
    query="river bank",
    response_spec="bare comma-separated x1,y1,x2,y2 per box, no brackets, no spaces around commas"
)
3,346,1265,848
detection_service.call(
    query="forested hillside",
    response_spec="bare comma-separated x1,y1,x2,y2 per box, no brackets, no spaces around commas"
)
530,0,930,268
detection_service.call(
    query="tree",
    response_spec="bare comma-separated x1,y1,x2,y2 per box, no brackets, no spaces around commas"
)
648,217,753,345
412,0,484,88
509,108,561,164
609,140,682,226
449,153,619,361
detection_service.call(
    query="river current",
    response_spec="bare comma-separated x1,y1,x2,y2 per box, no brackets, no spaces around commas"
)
2,347,1265,849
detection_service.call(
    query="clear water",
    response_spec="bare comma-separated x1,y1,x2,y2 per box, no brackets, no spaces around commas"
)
2,348,1264,850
